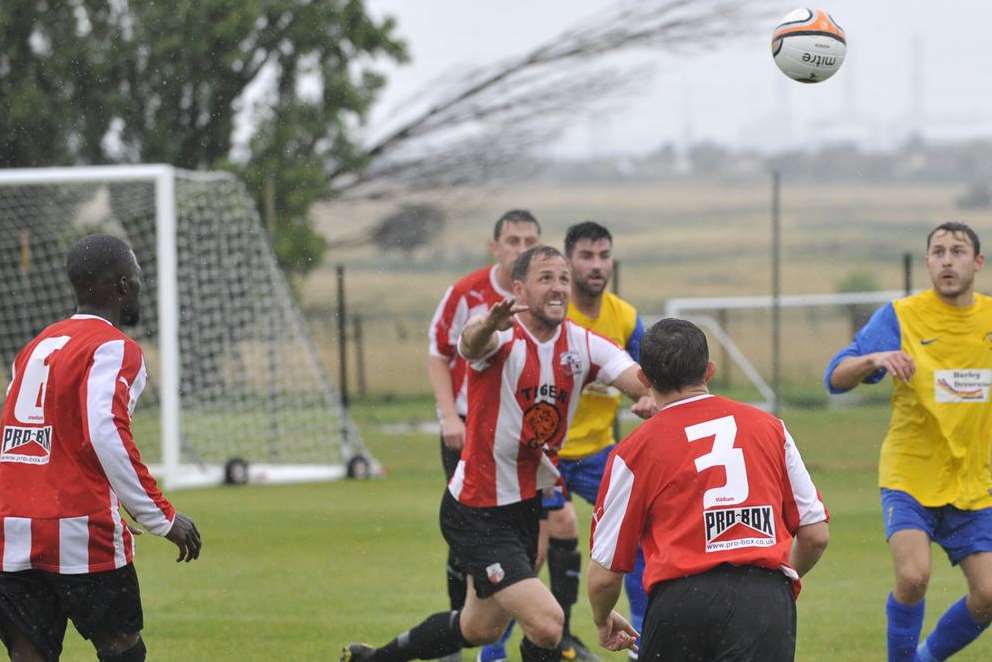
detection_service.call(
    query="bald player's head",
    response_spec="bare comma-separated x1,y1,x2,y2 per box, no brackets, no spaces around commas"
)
65,234,142,327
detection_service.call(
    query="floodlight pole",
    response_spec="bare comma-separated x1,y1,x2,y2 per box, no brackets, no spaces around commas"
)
771,171,781,415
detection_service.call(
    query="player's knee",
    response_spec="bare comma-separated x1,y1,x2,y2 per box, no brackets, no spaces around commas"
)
548,508,577,539
97,635,145,662
895,567,930,602
460,619,506,646
525,606,564,649
968,583,992,619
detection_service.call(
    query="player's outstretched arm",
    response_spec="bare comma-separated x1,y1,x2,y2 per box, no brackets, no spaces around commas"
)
165,512,202,563
458,298,527,360
610,365,658,419
830,351,915,391
790,521,829,577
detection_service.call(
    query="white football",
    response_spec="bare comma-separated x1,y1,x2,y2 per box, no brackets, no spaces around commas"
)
771,8,846,83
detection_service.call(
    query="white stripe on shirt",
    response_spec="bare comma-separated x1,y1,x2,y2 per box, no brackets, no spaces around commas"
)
59,516,89,573
2,517,31,571
782,422,828,526
495,339,527,505
109,491,127,568
591,455,636,569
87,340,172,535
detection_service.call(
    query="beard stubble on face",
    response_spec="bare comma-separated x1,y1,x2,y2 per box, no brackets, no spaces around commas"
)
575,275,606,298
525,292,567,330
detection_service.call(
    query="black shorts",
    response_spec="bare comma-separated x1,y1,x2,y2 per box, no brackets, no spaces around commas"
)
0,565,143,662
440,490,540,599
640,564,796,662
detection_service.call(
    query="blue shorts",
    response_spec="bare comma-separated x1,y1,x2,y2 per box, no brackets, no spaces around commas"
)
540,445,614,510
541,487,566,512
881,488,992,565
560,445,614,505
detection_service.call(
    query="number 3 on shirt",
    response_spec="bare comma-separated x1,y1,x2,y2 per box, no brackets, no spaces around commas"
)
686,415,749,508
12,336,71,424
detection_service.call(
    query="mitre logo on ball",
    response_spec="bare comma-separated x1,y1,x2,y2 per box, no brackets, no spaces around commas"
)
771,8,846,83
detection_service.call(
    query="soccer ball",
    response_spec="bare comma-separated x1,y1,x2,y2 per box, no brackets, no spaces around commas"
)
771,8,846,83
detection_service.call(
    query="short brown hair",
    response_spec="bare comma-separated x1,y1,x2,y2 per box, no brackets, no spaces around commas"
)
493,209,540,241
640,319,709,393
927,222,981,255
511,245,563,282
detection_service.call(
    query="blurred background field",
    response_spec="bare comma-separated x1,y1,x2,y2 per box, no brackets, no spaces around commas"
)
306,178,992,397
58,399,992,661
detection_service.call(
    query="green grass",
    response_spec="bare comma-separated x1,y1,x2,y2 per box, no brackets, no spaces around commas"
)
56,402,992,660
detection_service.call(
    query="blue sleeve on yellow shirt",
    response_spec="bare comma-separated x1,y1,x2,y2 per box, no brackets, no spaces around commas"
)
626,316,644,362
824,303,901,394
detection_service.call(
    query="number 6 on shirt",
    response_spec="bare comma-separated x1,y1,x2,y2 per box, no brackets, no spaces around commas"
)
12,336,72,424
686,415,750,508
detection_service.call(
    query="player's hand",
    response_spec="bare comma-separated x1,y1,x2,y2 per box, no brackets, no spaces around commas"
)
126,522,143,536
868,351,915,382
165,512,202,563
596,610,639,652
485,297,528,331
440,414,465,450
630,395,659,419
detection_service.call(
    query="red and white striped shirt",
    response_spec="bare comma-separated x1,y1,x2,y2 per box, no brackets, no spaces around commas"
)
449,318,635,507
0,315,175,574
591,394,828,596
428,265,512,417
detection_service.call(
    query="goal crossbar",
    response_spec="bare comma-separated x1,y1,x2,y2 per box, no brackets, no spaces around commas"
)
655,290,911,410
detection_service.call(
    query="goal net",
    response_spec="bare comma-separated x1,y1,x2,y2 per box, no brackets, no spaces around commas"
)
0,165,365,489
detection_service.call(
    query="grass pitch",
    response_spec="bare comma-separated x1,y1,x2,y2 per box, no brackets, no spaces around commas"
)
58,400,992,660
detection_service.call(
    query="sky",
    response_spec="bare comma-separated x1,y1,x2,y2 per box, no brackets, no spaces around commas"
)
364,0,992,157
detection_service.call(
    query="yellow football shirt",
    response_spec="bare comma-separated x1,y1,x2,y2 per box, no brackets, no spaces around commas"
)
562,292,641,460
878,290,992,509
829,289,992,509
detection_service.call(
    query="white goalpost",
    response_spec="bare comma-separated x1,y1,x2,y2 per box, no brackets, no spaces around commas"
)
0,165,367,489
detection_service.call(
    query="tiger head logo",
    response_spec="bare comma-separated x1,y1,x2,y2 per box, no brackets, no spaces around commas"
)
522,401,561,449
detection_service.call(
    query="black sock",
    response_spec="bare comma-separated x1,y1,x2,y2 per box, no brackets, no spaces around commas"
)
446,549,466,611
375,611,469,661
548,537,580,637
520,636,561,662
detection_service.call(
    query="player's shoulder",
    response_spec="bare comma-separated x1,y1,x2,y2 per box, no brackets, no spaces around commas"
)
663,394,780,429
974,292,992,311
602,292,638,320
565,318,620,347
451,265,497,296
65,316,141,353
894,289,953,316
892,290,924,310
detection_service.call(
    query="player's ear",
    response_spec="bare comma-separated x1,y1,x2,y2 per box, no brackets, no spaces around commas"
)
703,361,716,384
975,253,984,271
512,279,525,299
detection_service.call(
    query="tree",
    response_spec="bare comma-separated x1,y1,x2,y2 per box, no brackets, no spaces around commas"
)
0,0,407,277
